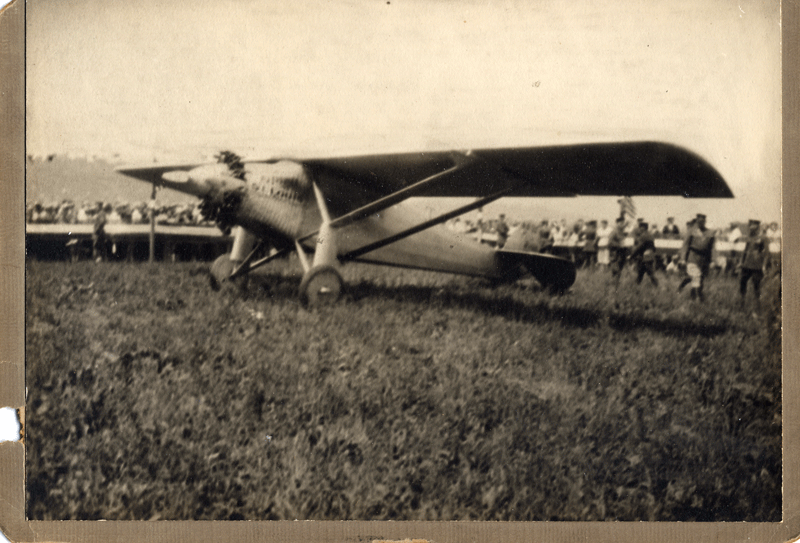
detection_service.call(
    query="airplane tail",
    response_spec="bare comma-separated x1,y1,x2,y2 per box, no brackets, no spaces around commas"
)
495,249,576,292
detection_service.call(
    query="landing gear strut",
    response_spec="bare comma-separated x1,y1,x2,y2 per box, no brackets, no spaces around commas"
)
295,184,344,308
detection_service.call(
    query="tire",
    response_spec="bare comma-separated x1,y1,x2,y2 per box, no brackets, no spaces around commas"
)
299,265,344,308
209,254,236,291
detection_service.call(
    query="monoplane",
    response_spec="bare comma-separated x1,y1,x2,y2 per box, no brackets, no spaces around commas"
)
117,142,732,306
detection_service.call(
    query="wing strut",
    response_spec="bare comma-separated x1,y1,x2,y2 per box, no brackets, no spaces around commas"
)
340,187,515,262
326,151,479,230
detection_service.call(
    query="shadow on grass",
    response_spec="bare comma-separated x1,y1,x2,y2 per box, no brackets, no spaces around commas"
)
606,313,731,337
246,272,733,338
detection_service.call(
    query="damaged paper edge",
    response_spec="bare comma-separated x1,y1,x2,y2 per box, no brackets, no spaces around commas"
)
0,406,22,443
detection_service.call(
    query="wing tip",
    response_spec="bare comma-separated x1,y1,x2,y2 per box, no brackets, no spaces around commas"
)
646,141,733,199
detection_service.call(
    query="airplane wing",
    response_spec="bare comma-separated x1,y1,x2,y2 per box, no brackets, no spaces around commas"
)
294,142,732,207
118,141,731,221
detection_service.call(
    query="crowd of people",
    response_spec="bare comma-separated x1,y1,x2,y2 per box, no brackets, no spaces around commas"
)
449,211,781,305
27,200,218,263
26,200,212,227
449,213,781,253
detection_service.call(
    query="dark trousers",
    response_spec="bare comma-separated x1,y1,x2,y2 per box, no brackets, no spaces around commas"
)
636,260,658,285
92,233,107,261
739,268,764,298
610,250,626,279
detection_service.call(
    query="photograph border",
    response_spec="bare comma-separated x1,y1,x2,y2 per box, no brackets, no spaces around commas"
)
2,0,798,541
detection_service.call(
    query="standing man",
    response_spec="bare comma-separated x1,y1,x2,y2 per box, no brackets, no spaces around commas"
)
679,213,715,301
677,218,696,291
766,221,781,275
92,203,109,262
608,216,628,286
630,220,659,286
536,220,555,254
495,214,510,249
580,220,598,268
737,219,769,306
596,219,613,266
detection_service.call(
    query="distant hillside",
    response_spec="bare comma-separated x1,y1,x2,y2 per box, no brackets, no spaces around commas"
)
26,156,194,206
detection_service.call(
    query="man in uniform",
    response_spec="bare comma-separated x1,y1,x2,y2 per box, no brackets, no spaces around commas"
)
679,213,714,301
737,219,769,306
608,216,628,286
677,218,696,291
630,220,659,286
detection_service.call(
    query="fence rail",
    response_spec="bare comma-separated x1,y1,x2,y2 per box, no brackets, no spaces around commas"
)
26,224,232,262
26,224,781,263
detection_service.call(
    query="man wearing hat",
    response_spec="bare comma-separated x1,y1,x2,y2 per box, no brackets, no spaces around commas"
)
607,216,629,285
679,213,715,301
737,219,770,306
630,220,659,286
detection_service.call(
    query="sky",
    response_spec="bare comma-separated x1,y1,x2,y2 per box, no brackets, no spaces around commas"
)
26,0,782,227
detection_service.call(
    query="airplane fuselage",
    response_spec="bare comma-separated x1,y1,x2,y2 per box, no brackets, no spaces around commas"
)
148,159,573,289
230,162,503,279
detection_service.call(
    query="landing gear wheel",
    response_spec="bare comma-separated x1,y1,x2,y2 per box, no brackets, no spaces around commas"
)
532,260,576,295
209,253,247,292
299,265,343,308
210,254,234,290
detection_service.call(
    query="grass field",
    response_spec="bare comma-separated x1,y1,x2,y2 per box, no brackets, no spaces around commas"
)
25,258,782,521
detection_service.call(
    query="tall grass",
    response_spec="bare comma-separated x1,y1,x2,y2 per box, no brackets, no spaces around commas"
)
25,259,781,521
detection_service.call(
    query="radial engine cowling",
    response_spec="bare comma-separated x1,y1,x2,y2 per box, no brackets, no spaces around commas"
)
228,161,314,242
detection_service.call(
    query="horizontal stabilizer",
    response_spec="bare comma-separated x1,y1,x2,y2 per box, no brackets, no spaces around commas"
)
496,250,577,291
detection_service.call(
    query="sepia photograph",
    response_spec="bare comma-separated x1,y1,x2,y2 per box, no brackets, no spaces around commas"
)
19,0,785,528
